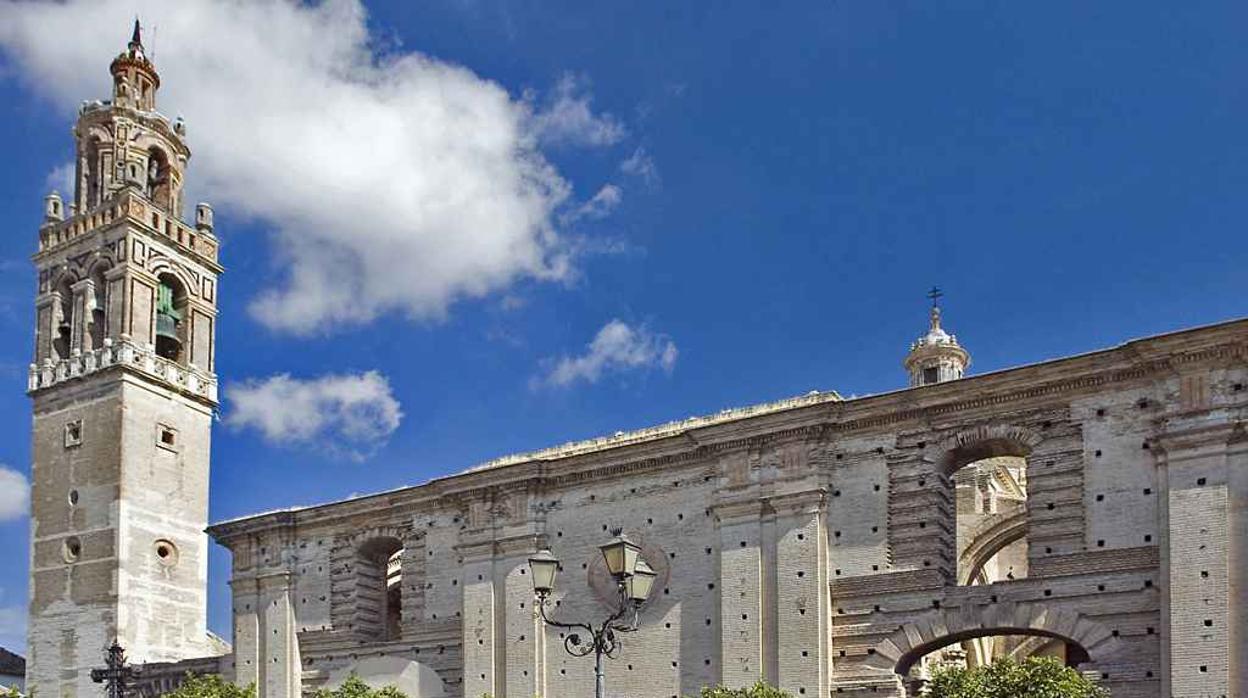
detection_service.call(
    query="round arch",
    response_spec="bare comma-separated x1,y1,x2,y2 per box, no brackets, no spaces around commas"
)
957,509,1028,586
935,424,1041,477
864,602,1122,678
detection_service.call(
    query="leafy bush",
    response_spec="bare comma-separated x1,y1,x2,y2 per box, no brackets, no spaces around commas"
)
162,674,254,698
689,681,793,698
927,656,1108,698
312,675,407,698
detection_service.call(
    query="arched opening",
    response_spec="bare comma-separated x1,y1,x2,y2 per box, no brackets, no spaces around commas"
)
938,438,1030,588
52,277,74,360
83,137,102,209
898,628,1089,695
88,267,109,350
954,456,1028,586
356,537,404,641
146,147,172,209
154,274,187,363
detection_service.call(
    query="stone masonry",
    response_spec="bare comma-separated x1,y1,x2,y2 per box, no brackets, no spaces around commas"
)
206,317,1248,698
26,24,1248,698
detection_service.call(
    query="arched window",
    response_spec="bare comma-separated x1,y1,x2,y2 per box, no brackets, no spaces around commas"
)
147,148,172,209
154,274,187,363
355,537,404,641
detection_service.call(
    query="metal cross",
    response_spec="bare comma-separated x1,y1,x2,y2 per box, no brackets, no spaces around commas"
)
927,286,943,307
91,641,141,698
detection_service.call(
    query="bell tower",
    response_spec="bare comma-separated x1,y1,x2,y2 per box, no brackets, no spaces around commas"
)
26,22,223,698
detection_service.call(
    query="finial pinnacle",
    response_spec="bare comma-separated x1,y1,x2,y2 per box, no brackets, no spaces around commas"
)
130,18,142,48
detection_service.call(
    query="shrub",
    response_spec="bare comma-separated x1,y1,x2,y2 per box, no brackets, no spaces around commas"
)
689,681,793,698
927,656,1108,698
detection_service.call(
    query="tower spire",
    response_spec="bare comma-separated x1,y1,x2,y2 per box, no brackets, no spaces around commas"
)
130,17,142,49
904,287,970,387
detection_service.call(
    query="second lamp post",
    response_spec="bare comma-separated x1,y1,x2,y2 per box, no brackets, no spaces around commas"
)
528,529,657,698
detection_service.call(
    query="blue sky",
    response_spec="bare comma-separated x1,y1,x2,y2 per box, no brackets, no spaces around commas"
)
1,0,1247,651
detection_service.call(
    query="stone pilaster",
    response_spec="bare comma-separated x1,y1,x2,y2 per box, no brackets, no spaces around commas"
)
459,536,497,698
714,498,766,687
230,577,261,688
1153,422,1240,697
771,489,829,697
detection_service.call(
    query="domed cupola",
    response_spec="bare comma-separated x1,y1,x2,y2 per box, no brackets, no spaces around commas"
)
904,287,970,387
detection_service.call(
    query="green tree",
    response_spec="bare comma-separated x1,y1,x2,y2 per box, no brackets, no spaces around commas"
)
161,674,254,698
927,656,1108,698
689,680,793,698
312,675,407,698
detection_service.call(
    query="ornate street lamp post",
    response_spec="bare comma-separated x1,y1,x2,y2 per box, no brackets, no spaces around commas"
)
529,529,658,698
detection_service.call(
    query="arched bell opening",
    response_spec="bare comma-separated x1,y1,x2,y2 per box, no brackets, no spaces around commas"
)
88,267,109,351
146,147,172,210
52,277,74,361
154,273,187,363
82,137,103,209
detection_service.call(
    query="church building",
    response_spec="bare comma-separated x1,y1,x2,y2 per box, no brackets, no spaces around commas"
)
24,25,1248,698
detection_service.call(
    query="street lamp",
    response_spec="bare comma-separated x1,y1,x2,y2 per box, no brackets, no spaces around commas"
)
528,529,656,698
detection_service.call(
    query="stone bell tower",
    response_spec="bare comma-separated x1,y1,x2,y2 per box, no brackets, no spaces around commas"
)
26,21,223,698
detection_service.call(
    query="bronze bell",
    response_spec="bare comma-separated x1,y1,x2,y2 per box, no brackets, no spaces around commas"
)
154,282,182,361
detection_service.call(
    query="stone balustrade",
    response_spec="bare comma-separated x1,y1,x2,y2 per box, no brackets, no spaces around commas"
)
38,191,218,264
28,337,217,403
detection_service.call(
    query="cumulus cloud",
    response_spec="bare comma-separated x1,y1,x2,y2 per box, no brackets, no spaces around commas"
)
529,73,626,148
0,466,30,522
537,319,677,388
563,183,622,223
45,162,74,196
620,146,659,186
226,371,403,459
0,0,628,334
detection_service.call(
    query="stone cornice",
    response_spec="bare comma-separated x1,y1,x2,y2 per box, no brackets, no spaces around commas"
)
207,319,1248,544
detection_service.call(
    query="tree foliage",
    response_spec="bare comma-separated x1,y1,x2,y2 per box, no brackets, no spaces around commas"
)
926,657,1108,698
312,675,407,698
689,681,793,698
161,673,254,698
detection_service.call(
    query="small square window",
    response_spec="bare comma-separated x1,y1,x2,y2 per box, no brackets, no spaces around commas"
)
156,424,178,450
64,420,83,448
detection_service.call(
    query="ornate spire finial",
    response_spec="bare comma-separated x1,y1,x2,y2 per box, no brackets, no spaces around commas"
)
130,18,142,49
927,286,943,330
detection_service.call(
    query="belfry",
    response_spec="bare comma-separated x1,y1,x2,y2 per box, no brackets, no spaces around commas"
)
25,21,224,698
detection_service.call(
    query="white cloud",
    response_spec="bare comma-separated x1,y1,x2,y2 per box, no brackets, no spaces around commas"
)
537,319,677,388
620,146,659,186
45,161,74,197
0,466,29,522
529,73,626,148
226,371,403,459
563,183,622,223
0,1,630,334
